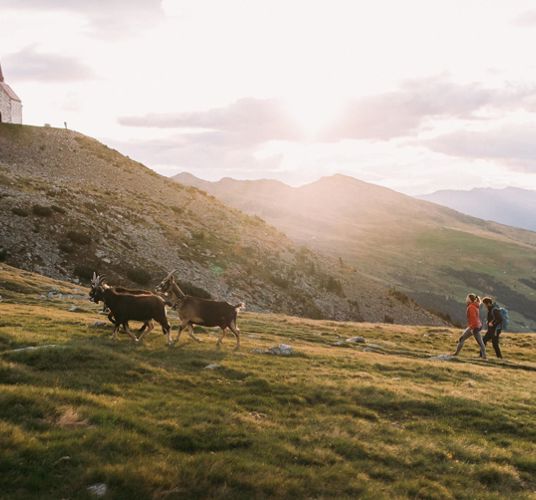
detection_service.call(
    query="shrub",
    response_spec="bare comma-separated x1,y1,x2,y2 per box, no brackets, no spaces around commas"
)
58,242,74,254
31,205,53,217
11,207,29,217
66,231,91,245
180,281,212,299
270,275,290,289
74,265,94,281
384,315,395,324
127,268,151,286
389,288,410,305
51,205,66,214
324,276,345,297
0,248,7,262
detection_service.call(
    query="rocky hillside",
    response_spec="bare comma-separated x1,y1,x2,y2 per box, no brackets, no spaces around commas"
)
0,124,443,325
174,172,536,331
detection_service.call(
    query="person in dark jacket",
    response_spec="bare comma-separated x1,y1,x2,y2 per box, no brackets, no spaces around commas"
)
481,297,503,359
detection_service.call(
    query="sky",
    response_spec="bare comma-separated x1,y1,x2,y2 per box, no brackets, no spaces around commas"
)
2,0,536,194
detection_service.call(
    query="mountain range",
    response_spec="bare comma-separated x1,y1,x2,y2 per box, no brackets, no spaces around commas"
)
0,123,443,325
174,172,536,331
418,187,536,232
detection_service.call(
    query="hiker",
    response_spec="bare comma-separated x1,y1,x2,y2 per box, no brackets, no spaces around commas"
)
453,293,487,359
481,297,504,359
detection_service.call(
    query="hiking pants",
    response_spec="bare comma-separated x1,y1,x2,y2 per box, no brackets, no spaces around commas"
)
482,327,502,358
454,327,486,357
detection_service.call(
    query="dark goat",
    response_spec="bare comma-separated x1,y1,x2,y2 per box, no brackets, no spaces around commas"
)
89,273,153,333
156,271,244,350
91,275,171,344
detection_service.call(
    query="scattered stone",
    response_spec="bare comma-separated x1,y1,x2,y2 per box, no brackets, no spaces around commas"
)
87,483,107,497
8,344,60,353
52,455,71,465
68,305,82,312
90,321,109,328
253,344,294,356
204,363,221,370
429,354,455,361
333,336,367,347
346,336,366,343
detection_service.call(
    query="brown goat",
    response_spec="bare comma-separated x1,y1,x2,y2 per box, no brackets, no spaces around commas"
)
91,275,172,344
156,271,244,350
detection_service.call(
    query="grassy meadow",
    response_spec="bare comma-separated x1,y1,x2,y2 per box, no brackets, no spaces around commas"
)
1,264,536,499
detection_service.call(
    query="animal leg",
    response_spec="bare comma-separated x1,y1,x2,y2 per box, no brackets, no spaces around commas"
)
137,321,154,342
123,323,139,343
187,323,202,342
138,320,152,334
229,320,240,351
111,321,120,340
217,327,227,348
174,320,189,345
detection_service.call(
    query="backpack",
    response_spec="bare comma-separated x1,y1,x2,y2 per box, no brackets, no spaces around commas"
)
494,305,510,331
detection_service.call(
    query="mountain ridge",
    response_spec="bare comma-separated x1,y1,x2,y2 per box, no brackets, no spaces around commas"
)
0,123,443,326
173,172,536,331
418,187,536,232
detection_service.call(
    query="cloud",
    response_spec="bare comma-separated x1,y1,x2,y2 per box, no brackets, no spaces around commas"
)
1,0,164,37
323,76,536,141
3,46,94,82
109,134,284,178
426,124,536,172
119,98,303,146
513,10,536,27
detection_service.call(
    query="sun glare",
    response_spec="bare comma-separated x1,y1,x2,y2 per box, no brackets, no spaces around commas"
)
284,95,344,139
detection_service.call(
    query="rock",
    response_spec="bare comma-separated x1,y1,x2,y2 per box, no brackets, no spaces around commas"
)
69,305,82,312
9,344,60,353
429,354,455,361
365,343,382,349
87,483,107,497
346,336,366,343
253,344,294,356
204,363,221,370
90,321,109,328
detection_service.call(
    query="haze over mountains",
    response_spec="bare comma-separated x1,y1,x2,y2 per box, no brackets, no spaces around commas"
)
174,172,536,331
0,124,443,325
418,187,536,232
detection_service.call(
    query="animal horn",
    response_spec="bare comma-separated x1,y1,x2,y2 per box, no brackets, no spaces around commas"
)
164,269,177,281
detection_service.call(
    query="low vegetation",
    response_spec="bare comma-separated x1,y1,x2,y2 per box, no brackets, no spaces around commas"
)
1,264,535,498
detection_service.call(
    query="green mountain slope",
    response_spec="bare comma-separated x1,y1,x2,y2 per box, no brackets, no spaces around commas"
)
0,124,443,325
173,173,536,331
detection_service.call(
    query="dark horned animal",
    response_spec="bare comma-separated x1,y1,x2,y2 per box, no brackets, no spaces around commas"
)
91,274,172,344
156,271,244,350
89,273,154,333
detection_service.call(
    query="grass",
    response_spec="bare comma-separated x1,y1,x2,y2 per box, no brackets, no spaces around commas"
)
1,264,536,499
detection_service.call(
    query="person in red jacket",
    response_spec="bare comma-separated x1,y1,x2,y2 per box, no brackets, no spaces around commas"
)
453,293,487,359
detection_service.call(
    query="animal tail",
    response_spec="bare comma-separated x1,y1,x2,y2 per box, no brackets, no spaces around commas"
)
234,302,245,312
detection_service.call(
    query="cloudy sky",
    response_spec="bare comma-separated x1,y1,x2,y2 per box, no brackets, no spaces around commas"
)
2,0,536,194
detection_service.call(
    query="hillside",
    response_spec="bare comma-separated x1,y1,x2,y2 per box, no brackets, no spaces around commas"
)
173,173,536,331
418,187,536,232
0,123,443,325
1,265,535,498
